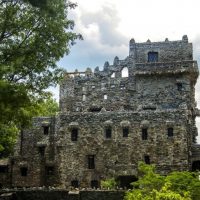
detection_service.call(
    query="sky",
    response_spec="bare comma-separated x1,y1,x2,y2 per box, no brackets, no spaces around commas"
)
55,0,200,142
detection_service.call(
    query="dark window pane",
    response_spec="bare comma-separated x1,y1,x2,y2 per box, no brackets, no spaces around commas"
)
168,128,174,137
144,156,150,164
20,167,28,176
105,128,112,138
38,146,45,156
43,126,49,135
88,155,95,169
71,180,79,188
91,180,99,189
46,166,54,175
177,83,183,91
123,128,129,137
0,166,8,173
142,128,148,140
148,52,158,62
71,128,78,141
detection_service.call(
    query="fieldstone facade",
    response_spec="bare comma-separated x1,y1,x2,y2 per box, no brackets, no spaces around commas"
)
1,35,200,189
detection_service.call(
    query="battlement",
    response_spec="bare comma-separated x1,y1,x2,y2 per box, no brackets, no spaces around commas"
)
60,36,198,114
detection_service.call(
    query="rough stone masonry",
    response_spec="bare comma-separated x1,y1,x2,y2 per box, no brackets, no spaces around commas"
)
1,35,200,189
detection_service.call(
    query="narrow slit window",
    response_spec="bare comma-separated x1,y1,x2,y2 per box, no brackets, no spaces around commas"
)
168,128,174,137
82,94,86,101
88,155,95,169
105,127,112,138
71,128,78,141
142,128,148,140
43,126,49,135
123,127,129,137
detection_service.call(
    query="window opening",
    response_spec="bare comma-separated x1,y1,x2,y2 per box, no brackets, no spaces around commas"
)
111,72,115,78
82,87,86,91
168,128,174,137
104,94,108,100
177,83,183,91
46,166,54,175
144,155,150,164
91,180,99,189
71,128,78,141
105,127,112,138
82,94,86,101
148,52,158,62
121,67,129,77
142,128,148,140
71,180,79,188
20,167,28,176
123,128,129,137
120,84,126,90
0,166,8,173
38,146,45,156
88,155,95,169
91,85,95,89
43,126,49,135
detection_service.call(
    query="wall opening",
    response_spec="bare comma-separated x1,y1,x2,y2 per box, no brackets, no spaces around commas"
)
105,127,112,138
71,180,79,188
148,52,158,62
43,126,49,135
82,94,86,101
142,128,148,140
116,176,137,189
71,128,78,141
123,127,129,137
192,161,200,171
167,128,174,137
20,167,28,176
45,166,55,175
91,180,99,188
121,67,129,77
38,146,46,156
0,166,8,173
104,94,108,100
144,155,150,164
87,155,95,169
111,72,115,78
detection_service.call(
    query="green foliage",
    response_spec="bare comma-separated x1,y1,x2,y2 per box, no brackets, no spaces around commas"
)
101,178,117,189
125,162,200,200
0,0,79,157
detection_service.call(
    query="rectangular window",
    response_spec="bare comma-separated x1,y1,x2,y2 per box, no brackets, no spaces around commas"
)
148,52,158,62
142,128,148,140
82,94,86,101
104,94,108,100
123,128,129,137
144,155,150,164
105,128,112,138
20,167,28,176
45,166,54,175
88,155,95,169
71,180,79,188
38,146,45,156
177,83,183,91
43,126,49,135
0,166,8,173
71,128,78,141
168,128,174,137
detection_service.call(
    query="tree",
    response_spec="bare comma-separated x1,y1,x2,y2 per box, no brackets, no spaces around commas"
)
125,162,200,200
0,0,81,157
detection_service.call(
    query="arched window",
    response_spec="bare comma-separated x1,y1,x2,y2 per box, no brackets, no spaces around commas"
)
121,67,129,77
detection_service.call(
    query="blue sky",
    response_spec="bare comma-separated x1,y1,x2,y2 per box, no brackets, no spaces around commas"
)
53,0,200,142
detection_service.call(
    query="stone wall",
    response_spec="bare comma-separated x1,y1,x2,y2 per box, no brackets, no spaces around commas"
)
0,190,125,200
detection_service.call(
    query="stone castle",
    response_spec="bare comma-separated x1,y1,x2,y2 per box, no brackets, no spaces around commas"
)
1,35,200,189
